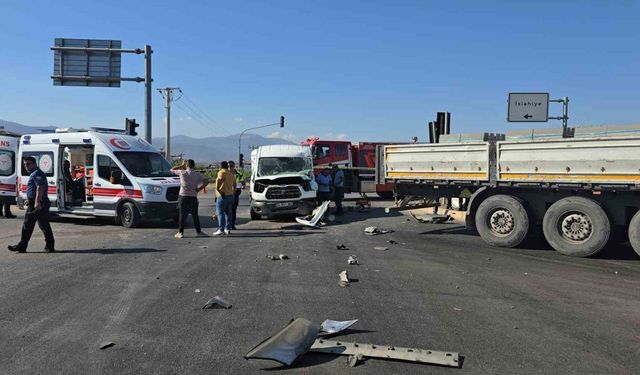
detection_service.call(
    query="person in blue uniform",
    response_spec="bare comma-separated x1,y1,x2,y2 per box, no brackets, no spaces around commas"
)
8,156,55,253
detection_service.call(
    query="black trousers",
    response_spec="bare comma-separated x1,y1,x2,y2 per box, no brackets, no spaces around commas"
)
230,188,241,227
333,187,344,215
2,203,12,217
178,196,201,233
317,191,331,206
19,200,54,249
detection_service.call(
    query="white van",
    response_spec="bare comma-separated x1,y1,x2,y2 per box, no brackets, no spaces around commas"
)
249,145,317,219
17,128,181,227
0,130,21,208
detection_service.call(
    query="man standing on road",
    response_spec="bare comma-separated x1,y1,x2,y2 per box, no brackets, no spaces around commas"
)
213,161,236,236
8,157,55,253
332,164,345,216
171,159,208,239
228,160,243,230
315,166,332,205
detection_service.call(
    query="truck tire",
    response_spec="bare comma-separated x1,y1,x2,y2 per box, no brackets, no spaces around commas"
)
475,195,529,248
628,210,640,257
542,197,610,257
120,202,141,228
250,207,261,220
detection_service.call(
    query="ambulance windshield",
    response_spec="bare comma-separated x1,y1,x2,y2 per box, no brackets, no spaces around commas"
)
114,152,173,177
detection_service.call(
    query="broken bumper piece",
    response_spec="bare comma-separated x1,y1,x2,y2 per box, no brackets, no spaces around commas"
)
244,318,319,366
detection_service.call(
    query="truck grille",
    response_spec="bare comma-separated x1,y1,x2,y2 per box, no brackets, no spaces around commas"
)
166,187,180,202
266,186,301,199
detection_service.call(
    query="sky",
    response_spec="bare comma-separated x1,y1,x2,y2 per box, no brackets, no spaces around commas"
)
1,0,638,143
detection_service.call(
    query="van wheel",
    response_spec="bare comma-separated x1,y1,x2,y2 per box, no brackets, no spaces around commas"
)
475,194,529,248
121,202,141,228
250,208,261,220
628,210,640,257
543,197,610,257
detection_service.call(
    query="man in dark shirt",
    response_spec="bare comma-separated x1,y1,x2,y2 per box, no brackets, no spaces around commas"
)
8,156,55,253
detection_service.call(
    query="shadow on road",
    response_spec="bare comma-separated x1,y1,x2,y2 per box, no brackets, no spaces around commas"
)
54,248,167,254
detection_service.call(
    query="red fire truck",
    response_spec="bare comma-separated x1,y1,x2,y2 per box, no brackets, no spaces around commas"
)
301,137,394,199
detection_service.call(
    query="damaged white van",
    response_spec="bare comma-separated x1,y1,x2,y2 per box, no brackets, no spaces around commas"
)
17,128,180,227
249,145,317,219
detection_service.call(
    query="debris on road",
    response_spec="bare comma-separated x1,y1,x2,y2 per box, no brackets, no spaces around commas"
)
453,307,463,311
266,254,289,260
245,318,319,366
199,245,208,249
388,239,398,244
339,270,351,287
336,244,349,250
99,341,115,350
374,246,389,251
194,289,201,293
348,353,364,367
202,296,232,309
319,319,358,335
296,201,331,227
347,255,359,265
410,212,453,224
364,226,392,235
310,339,460,368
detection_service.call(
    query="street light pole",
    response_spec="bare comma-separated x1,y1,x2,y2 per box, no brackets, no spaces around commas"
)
238,116,285,166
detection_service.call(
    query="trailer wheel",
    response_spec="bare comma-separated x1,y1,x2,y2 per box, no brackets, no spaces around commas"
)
250,207,261,220
542,197,610,257
628,210,640,257
475,195,529,248
121,202,141,228
377,191,394,200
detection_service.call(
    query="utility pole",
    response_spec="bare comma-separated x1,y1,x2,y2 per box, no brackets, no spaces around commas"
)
158,87,180,161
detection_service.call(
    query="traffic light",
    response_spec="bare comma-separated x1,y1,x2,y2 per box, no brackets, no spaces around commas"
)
280,116,285,128
239,153,244,167
125,118,139,136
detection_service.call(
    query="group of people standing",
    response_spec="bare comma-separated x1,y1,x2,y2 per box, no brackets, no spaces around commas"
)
315,164,345,216
170,159,243,238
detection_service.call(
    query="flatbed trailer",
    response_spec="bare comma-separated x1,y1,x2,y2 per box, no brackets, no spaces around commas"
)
377,125,640,257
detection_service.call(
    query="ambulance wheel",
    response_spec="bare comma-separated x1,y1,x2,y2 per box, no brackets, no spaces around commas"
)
121,202,141,228
627,210,640,257
250,208,261,220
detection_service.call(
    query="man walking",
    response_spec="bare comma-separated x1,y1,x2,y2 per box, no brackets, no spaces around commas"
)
171,159,208,238
332,164,345,216
8,157,55,253
228,160,243,230
315,166,332,205
213,161,236,236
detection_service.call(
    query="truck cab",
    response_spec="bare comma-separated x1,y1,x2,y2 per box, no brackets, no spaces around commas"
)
249,145,317,219
17,128,180,227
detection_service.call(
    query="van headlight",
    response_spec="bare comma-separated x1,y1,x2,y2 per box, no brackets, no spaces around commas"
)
140,184,162,195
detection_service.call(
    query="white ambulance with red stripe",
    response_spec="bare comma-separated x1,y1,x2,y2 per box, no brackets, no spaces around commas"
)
17,128,181,227
0,130,21,208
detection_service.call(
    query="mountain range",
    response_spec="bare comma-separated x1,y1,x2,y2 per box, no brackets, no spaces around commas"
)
0,119,294,163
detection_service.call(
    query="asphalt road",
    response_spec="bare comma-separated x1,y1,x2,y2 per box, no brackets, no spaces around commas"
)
1,192,639,375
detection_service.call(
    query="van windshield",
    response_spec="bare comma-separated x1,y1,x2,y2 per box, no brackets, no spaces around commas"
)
114,152,173,177
257,157,312,178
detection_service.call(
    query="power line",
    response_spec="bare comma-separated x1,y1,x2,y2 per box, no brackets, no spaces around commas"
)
178,91,232,136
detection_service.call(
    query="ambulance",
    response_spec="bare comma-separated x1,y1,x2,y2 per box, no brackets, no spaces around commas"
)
0,130,21,210
17,128,181,227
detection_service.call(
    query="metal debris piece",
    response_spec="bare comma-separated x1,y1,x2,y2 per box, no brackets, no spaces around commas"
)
373,246,389,251
348,353,364,367
279,254,289,260
364,226,389,235
202,296,232,309
339,270,350,287
266,254,289,260
336,244,348,250
245,318,319,366
195,289,201,293
453,307,463,311
296,201,331,227
320,319,358,335
347,255,358,265
388,240,398,244
99,341,115,350
310,339,460,368
410,212,452,224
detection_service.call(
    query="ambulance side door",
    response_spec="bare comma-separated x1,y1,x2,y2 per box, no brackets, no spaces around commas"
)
93,154,132,214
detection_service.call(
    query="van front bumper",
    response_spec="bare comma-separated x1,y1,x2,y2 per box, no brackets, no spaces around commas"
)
252,199,315,218
137,201,178,219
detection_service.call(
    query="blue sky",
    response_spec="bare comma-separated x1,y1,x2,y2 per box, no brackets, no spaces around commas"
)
1,0,638,143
